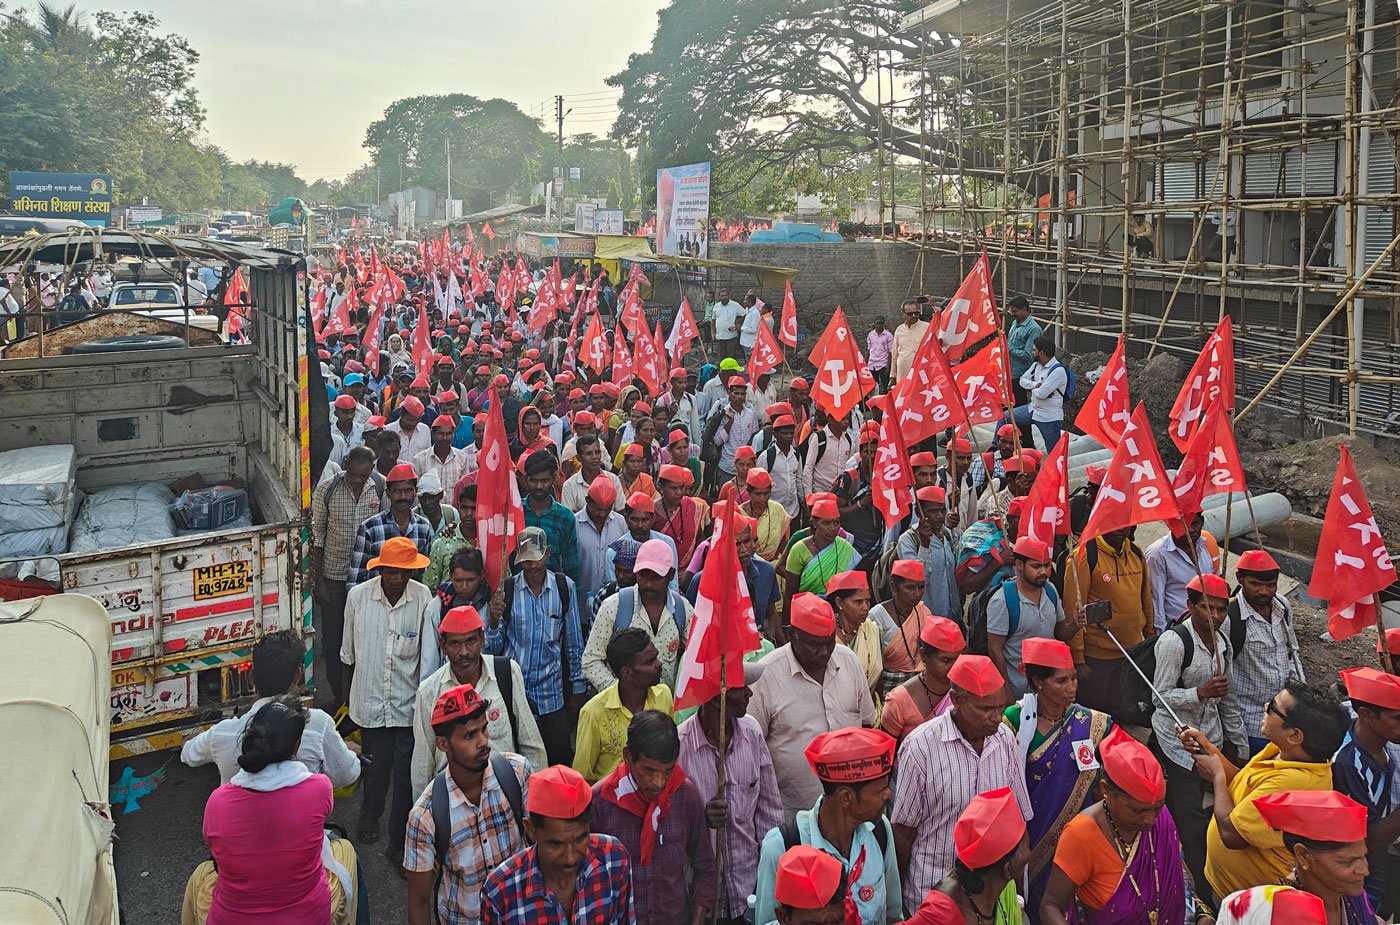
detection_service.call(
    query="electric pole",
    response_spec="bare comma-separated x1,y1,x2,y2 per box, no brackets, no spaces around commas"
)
445,137,452,204
555,95,569,229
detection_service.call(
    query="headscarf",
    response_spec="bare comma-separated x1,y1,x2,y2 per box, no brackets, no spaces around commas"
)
698,363,718,390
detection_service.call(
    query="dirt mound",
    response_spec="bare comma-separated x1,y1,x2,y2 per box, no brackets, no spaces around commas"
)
1065,349,1188,466
1249,435,1400,539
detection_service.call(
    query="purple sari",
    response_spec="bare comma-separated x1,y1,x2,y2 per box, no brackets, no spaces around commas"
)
1021,705,1111,925
1068,808,1187,925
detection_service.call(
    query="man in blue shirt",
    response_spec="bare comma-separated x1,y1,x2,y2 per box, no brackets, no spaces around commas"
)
1334,666,1400,913
1006,295,1042,448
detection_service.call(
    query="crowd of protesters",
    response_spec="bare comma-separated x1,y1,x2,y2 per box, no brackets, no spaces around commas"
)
173,230,1397,925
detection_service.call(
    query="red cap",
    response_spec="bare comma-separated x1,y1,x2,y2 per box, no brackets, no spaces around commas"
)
891,559,925,582
456,324,470,334
475,365,491,375
634,401,653,415
804,727,896,783
411,376,431,390
1005,497,1026,518
1100,726,1166,803
439,606,484,636
568,388,586,400
1022,448,1043,465
667,429,688,446
920,616,966,652
916,485,947,505
909,452,937,467
826,570,867,594
773,845,844,910
746,467,772,490
1002,454,1033,474
436,355,455,367
385,463,418,483
1341,666,1400,710
1013,536,1052,562
789,593,836,636
623,443,645,459
400,396,425,418
789,377,808,390
669,366,687,381
948,655,1004,697
997,423,1018,438
430,683,486,727
1236,549,1280,573
1021,637,1074,670
436,390,459,404
587,475,618,508
734,445,757,462
333,394,357,410
952,437,972,453
1383,628,1400,656
810,498,839,520
1254,790,1368,843
625,492,655,514
658,463,694,487
771,414,795,429
574,411,595,426
317,349,331,360
365,415,386,430
431,414,456,429
526,765,592,818
766,402,792,418
492,374,510,388
1085,465,1107,485
954,787,1026,869
859,421,880,445
1186,573,1229,598
1268,889,1327,924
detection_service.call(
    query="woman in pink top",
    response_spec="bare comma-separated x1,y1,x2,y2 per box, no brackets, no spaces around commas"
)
202,696,334,924
879,615,965,742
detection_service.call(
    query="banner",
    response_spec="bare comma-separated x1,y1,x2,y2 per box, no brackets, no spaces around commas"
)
596,209,625,234
573,202,599,233
656,162,711,258
9,171,113,226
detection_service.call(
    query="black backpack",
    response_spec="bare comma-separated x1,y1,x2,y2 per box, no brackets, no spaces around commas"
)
1118,621,1195,727
430,753,524,923
780,813,890,857
501,571,574,707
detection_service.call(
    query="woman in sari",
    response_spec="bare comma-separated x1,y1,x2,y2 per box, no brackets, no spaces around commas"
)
826,570,882,715
716,445,755,506
903,787,1029,924
740,468,790,562
1003,638,1112,924
1245,789,1377,925
1041,727,1194,925
869,560,937,695
879,616,964,743
781,495,856,623
385,333,412,373
510,406,555,461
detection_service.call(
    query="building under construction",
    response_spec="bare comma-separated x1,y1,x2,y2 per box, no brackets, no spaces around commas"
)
898,0,1398,436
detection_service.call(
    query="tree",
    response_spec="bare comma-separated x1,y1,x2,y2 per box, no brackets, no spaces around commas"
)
561,133,637,208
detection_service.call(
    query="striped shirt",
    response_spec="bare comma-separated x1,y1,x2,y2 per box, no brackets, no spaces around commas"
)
481,835,634,925
347,509,435,588
340,577,441,728
890,710,1033,909
412,445,474,496
312,472,384,582
1229,594,1304,734
404,753,530,924
483,572,585,715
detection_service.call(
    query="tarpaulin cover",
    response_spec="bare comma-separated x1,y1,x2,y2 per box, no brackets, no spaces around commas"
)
0,443,77,532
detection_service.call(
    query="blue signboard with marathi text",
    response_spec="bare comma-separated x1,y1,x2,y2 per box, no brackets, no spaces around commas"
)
8,171,114,226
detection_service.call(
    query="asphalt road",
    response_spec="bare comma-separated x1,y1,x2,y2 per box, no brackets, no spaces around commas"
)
111,752,412,923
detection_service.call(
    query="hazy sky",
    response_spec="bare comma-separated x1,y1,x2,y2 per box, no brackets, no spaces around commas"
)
81,0,663,181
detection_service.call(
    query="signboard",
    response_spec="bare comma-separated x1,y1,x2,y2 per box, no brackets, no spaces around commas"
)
446,198,463,221
127,206,162,224
574,202,599,233
516,232,596,259
596,209,625,235
9,171,114,226
656,162,710,258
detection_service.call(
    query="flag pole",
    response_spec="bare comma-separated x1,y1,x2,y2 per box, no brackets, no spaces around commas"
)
712,652,728,925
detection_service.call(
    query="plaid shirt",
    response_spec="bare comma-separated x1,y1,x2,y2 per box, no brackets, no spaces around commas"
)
525,500,581,583
481,834,634,925
312,471,385,581
404,753,530,924
347,509,434,588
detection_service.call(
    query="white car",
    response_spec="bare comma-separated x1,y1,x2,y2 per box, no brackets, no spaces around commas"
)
107,282,221,332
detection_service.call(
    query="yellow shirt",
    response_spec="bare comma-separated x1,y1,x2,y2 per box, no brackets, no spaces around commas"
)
1204,743,1333,899
572,683,674,784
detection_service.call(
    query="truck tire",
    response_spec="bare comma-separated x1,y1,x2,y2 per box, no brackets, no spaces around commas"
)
71,335,187,354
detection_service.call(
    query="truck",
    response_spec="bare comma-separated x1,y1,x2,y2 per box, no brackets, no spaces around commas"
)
0,230,316,759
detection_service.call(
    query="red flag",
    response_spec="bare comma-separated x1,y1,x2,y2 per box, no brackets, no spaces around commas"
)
475,386,525,588
809,307,871,420
871,408,915,527
611,324,633,383
310,285,327,331
362,295,390,377
632,324,667,398
950,336,1010,426
1311,444,1397,641
745,315,785,383
1170,399,1247,521
1169,316,1237,451
666,297,701,364
619,284,647,337
778,281,798,348
325,287,355,337
674,500,761,710
1081,404,1181,543
935,251,1000,362
580,313,609,375
1074,336,1132,450
1020,433,1070,543
412,298,433,372
482,222,495,241
890,328,968,447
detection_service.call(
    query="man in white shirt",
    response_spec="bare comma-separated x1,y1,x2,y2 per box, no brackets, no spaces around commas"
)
340,536,441,862
656,367,701,442
385,395,432,461
739,293,764,353
1014,335,1069,452
182,631,361,787
710,288,745,360
412,414,472,492
329,395,365,468
560,435,625,513
801,413,855,496
760,414,805,514
889,300,930,382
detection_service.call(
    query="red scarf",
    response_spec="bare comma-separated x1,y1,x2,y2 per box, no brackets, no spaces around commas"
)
598,762,686,865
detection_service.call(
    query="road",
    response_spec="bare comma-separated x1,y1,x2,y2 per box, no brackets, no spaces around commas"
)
111,751,412,923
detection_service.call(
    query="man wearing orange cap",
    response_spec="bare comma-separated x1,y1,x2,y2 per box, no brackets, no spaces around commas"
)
413,414,472,493
984,536,1074,699
975,451,1036,520
890,654,1030,910
348,463,435,587
894,485,961,622
573,474,630,609
480,765,635,924
405,682,532,924
750,593,878,820
385,393,434,460
1331,666,1400,910
767,845,848,925
412,605,547,795
1226,549,1305,756
561,436,625,514
341,536,440,857
657,366,702,442
755,727,903,924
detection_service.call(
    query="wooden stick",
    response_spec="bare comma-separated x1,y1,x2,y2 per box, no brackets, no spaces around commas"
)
712,654,728,925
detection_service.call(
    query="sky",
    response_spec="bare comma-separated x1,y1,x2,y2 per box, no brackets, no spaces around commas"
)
81,0,664,182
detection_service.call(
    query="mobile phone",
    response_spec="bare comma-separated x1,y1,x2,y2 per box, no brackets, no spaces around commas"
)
1085,601,1113,625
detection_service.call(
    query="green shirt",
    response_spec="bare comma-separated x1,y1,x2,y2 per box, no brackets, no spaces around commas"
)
424,523,473,589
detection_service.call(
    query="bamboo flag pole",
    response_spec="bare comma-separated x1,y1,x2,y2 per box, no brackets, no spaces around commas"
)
711,653,728,925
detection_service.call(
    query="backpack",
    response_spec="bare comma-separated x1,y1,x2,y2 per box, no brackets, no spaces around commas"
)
870,529,918,604
501,571,574,704
610,586,689,645
797,427,829,468
1050,359,1077,401
699,405,726,467
430,753,523,923
1118,621,1195,727
780,813,890,857
491,655,518,746
967,577,1057,655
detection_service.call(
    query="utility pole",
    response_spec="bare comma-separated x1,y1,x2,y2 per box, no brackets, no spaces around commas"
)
445,137,452,202
555,94,569,229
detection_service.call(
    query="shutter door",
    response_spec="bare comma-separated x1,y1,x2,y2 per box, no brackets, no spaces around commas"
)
1364,132,1396,267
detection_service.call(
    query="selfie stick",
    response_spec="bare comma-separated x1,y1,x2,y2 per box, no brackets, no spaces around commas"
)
1098,625,1186,729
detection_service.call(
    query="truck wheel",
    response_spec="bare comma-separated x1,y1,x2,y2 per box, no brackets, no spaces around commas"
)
71,335,187,354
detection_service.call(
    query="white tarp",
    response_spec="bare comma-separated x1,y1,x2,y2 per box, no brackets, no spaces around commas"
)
69,482,176,554
0,444,77,532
